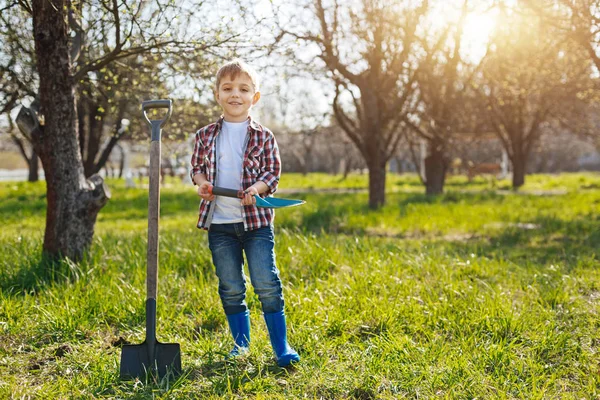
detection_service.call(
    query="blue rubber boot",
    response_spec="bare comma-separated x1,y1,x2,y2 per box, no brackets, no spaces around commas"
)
263,310,300,367
226,310,250,358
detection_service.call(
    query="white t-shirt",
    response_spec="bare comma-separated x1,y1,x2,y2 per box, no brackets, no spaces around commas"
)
212,120,249,224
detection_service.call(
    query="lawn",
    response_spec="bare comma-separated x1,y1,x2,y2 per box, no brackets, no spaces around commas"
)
0,173,599,398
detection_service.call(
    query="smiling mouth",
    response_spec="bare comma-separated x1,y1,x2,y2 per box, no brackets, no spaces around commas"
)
229,102,242,105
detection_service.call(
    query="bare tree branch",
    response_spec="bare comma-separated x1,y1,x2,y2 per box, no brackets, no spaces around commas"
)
333,85,363,149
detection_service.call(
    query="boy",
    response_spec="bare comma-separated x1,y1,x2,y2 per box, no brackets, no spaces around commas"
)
190,59,300,367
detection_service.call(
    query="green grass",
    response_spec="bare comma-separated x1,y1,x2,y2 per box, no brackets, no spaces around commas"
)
1,173,600,398
278,171,600,192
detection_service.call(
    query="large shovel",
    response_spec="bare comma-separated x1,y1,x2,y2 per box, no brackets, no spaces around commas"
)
209,186,306,208
120,99,181,380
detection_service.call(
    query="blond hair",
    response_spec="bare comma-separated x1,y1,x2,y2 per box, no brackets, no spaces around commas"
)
215,59,260,92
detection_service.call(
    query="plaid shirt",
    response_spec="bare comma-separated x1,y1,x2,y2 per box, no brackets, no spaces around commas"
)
190,116,281,231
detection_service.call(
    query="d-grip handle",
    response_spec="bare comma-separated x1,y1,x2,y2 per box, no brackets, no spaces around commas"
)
142,99,172,110
142,99,172,130
209,186,245,199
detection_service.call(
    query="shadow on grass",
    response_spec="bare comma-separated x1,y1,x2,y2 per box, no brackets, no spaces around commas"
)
111,356,293,398
0,193,47,222
189,355,293,396
0,255,85,295
442,214,599,269
293,206,344,233
282,190,598,270
283,191,507,236
279,192,370,234
391,175,511,189
398,190,506,206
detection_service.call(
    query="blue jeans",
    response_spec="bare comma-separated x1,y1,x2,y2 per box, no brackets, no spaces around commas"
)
208,223,284,315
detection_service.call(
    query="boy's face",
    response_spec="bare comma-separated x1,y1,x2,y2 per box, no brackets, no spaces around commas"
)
216,73,260,123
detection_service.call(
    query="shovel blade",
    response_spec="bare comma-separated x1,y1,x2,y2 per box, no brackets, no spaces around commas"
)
120,341,181,380
255,195,305,209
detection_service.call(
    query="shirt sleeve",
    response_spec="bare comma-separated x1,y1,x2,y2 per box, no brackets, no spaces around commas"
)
257,132,281,195
190,129,205,184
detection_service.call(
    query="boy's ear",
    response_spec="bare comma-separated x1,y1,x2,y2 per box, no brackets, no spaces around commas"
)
252,91,261,105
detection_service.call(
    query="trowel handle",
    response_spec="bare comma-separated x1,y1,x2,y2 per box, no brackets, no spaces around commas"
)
210,186,245,199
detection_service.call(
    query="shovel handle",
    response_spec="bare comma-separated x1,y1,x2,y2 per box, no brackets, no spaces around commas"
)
143,99,171,300
209,186,245,199
147,140,160,300
142,99,172,132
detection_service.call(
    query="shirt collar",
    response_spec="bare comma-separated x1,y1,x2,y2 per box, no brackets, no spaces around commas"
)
216,115,261,134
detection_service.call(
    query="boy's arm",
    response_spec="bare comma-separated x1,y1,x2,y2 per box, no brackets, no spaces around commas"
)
190,129,215,201
241,181,268,206
190,130,206,184
256,133,281,196
246,181,269,194
194,173,215,201
192,173,209,186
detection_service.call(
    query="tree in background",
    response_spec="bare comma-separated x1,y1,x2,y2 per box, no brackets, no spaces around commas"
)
532,0,600,71
28,0,107,261
280,88,328,176
255,76,364,177
72,1,226,179
524,0,600,150
4,1,230,183
16,0,235,261
475,3,593,188
1,2,39,181
277,0,427,208
405,0,485,195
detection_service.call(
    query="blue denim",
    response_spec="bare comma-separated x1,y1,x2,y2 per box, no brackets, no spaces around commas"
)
208,223,284,315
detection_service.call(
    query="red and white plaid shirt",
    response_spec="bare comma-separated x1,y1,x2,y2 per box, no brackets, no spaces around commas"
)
190,116,281,231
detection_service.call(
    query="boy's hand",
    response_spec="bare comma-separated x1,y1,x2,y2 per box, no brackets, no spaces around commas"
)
197,182,215,201
241,186,259,206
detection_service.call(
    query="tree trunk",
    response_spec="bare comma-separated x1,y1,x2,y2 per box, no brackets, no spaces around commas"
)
424,140,447,195
301,159,309,176
367,161,386,209
93,105,128,177
361,88,387,209
11,132,39,182
118,145,125,178
32,0,110,261
92,133,121,176
302,141,312,176
511,152,526,189
77,99,86,161
28,151,39,182
340,158,349,179
83,104,103,177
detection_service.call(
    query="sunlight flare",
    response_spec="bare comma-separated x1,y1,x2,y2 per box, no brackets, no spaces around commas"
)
426,2,499,62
